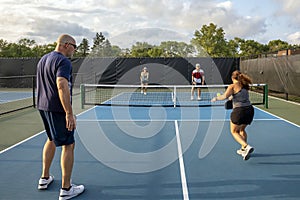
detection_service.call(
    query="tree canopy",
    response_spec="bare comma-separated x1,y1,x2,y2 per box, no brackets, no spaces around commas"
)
0,23,299,58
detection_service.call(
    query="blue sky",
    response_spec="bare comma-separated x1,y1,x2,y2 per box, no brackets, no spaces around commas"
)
0,0,299,48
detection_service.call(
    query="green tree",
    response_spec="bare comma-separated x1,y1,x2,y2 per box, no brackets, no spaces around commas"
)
17,38,36,57
0,39,9,57
226,38,239,57
1,23,299,58
191,23,228,57
101,39,113,57
32,43,56,57
267,39,290,52
0,38,36,57
130,42,154,57
18,38,35,47
119,48,131,57
75,38,90,57
89,33,120,57
238,39,266,57
110,45,122,57
160,41,195,57
90,32,106,56
290,44,300,50
148,46,164,57
2,43,24,57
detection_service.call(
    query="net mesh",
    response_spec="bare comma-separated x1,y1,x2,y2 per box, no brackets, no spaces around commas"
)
0,76,36,115
81,84,268,108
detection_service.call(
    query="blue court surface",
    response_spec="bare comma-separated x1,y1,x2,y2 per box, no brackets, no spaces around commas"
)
0,91,33,103
0,106,300,200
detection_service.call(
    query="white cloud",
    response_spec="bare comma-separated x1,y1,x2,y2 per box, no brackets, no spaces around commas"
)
224,16,267,40
179,1,267,40
287,32,300,44
0,0,298,45
216,1,232,9
273,0,300,27
110,28,189,48
25,17,95,44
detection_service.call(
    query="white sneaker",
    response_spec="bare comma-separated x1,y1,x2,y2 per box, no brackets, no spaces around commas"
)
38,175,54,190
191,96,194,100
236,148,245,155
144,92,147,95
197,97,201,100
59,184,85,200
242,145,254,160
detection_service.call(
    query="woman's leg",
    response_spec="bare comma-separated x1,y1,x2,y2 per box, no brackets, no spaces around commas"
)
144,83,148,93
239,125,248,143
141,83,144,93
230,121,248,148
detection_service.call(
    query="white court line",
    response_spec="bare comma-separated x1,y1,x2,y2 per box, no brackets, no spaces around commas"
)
0,131,43,154
2,105,297,156
0,96,33,104
76,118,282,122
254,106,300,128
268,95,300,106
174,120,189,200
0,107,97,155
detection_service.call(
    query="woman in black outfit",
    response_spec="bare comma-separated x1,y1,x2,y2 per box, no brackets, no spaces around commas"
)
212,70,254,160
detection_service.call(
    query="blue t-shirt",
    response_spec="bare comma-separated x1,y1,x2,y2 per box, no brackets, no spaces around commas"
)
36,51,72,112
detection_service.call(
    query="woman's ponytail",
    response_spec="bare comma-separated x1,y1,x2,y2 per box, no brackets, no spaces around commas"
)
231,70,252,90
239,73,252,90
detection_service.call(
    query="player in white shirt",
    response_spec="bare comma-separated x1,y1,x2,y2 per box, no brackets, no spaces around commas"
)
191,63,205,100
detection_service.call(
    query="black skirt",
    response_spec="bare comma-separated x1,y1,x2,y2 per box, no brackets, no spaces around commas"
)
230,105,254,125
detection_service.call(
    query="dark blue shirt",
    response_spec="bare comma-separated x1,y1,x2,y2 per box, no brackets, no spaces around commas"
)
36,51,72,112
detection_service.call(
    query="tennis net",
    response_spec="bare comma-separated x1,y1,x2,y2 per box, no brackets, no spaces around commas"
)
80,84,268,108
0,75,36,115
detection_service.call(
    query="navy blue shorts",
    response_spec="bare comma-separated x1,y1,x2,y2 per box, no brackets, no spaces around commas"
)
39,110,75,146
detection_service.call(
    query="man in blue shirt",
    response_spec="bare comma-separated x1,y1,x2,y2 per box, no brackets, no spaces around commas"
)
36,34,84,200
